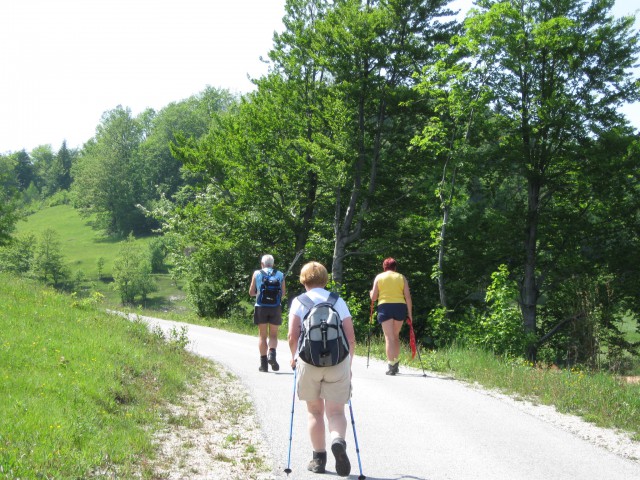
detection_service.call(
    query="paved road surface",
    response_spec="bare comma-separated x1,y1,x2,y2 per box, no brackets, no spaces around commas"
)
132,315,640,480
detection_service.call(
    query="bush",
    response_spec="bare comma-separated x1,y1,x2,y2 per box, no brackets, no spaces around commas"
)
112,234,157,304
148,236,167,273
475,264,527,357
0,233,36,274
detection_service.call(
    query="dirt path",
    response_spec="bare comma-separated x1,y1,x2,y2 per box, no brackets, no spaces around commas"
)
148,362,276,480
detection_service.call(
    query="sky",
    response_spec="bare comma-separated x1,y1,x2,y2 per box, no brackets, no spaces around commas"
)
1,0,638,155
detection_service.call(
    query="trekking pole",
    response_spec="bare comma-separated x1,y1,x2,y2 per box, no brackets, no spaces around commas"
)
284,365,297,475
406,315,427,377
366,299,374,368
348,399,366,480
415,342,427,378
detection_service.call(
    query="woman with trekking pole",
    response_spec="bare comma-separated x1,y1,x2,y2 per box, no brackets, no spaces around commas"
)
370,257,413,375
287,261,356,477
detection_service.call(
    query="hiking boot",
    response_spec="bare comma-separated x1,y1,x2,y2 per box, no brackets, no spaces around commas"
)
267,348,280,371
331,438,350,477
259,355,268,372
385,362,399,376
307,450,327,473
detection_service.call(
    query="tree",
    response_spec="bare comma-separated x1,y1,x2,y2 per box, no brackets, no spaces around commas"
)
55,141,74,191
30,144,55,195
0,233,35,273
72,106,146,235
112,234,156,304
11,150,35,191
31,228,68,287
455,0,640,359
138,87,235,202
162,2,355,315
306,0,459,283
0,155,20,246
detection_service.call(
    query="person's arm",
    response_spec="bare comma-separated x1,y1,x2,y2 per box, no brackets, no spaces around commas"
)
288,310,301,369
341,316,357,365
249,271,257,297
369,275,379,301
403,276,413,319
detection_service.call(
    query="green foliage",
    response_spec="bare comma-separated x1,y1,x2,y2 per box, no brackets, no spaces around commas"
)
0,154,20,246
71,89,235,237
3,1,639,372
71,106,147,235
45,189,72,207
476,265,527,356
0,233,35,274
31,228,69,288
112,234,157,304
96,256,105,280
147,236,167,273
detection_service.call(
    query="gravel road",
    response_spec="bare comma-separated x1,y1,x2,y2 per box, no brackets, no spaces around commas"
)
132,314,640,480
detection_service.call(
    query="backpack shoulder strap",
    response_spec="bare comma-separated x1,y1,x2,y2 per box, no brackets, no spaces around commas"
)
327,291,339,307
297,293,314,310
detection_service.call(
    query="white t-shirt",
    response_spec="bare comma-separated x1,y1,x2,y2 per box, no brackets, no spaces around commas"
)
289,287,351,321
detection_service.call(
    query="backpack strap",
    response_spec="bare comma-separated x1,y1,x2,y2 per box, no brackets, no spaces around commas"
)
297,293,314,310
297,291,339,311
326,291,339,306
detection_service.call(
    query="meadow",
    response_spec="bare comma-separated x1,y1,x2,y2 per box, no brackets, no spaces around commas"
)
15,204,191,314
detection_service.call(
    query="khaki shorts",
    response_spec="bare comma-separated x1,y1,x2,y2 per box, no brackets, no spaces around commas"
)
297,357,351,404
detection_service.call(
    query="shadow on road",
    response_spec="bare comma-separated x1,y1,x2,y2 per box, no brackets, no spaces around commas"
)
352,475,429,480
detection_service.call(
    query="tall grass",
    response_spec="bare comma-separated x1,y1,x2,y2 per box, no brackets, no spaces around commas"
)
0,273,207,478
360,337,640,441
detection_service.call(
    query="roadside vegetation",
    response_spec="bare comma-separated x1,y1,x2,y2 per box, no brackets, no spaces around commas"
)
0,273,207,478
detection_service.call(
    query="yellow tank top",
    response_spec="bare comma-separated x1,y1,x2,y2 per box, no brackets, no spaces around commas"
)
377,271,406,305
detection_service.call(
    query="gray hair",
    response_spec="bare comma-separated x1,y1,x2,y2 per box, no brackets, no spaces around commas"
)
261,254,275,268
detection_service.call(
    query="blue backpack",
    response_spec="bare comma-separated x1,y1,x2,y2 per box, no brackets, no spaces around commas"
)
257,269,282,306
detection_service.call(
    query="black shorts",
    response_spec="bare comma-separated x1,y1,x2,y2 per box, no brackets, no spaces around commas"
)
377,303,407,324
253,305,283,325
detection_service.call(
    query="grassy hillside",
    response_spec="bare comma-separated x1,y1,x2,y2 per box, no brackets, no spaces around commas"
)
15,204,190,313
0,273,207,478
16,204,123,278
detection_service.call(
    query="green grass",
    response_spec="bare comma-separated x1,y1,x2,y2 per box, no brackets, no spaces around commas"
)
16,204,123,279
15,204,189,314
0,273,209,478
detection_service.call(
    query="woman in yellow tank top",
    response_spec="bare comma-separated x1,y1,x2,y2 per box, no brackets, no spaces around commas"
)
369,257,413,375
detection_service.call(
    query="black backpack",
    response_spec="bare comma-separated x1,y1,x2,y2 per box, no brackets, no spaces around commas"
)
297,292,350,367
257,269,282,306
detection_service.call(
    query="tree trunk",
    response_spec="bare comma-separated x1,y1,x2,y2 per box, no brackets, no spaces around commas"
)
521,177,541,360
437,202,449,309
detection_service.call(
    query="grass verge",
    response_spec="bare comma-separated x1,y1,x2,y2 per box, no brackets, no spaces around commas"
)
0,273,208,479
362,335,640,441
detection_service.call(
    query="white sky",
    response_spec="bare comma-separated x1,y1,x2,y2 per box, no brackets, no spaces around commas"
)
0,0,638,155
